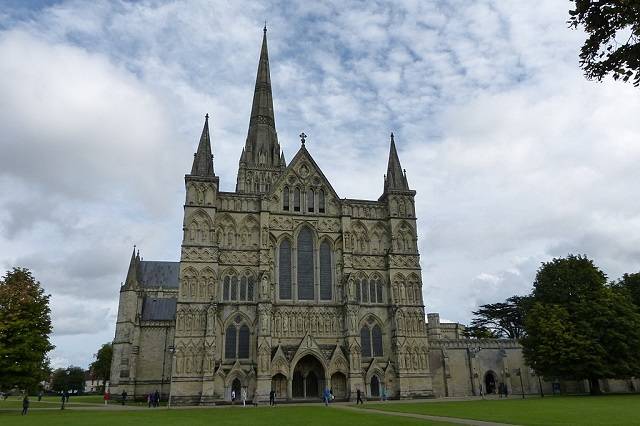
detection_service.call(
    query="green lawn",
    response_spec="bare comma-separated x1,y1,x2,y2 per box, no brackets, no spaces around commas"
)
0,405,448,426
360,394,640,426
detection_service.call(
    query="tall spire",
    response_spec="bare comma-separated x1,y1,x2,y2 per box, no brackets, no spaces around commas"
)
125,245,138,288
191,114,214,176
384,132,410,192
242,27,281,168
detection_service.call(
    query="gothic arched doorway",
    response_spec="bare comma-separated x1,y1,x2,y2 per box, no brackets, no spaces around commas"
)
292,354,325,399
271,373,287,399
231,378,242,400
371,375,380,397
331,372,347,399
484,371,497,395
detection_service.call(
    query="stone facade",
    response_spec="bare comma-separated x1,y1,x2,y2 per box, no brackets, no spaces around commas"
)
110,29,639,404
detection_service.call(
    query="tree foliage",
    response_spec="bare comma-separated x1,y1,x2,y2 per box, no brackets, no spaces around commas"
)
0,268,54,392
569,0,640,86
50,366,85,393
89,343,112,391
612,272,640,308
464,295,530,339
521,255,640,394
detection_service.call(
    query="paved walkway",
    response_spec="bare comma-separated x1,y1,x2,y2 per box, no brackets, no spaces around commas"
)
335,404,518,426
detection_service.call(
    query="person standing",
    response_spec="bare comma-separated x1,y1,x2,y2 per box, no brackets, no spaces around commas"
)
121,390,127,406
104,390,110,405
21,395,29,416
269,390,275,407
60,392,66,410
356,388,363,405
241,387,247,407
231,389,236,405
155,389,160,407
37,391,43,402
323,388,331,406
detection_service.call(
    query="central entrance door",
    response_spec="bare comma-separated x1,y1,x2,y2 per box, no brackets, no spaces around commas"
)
292,354,325,399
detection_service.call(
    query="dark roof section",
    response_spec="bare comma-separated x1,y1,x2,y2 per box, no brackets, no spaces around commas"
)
137,261,180,288
141,297,177,321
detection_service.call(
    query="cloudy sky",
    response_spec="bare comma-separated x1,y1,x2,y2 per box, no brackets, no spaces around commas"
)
1,0,639,369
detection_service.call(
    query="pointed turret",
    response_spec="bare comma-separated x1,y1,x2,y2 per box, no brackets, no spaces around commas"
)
190,114,214,177
242,26,281,169
124,246,138,288
384,133,410,192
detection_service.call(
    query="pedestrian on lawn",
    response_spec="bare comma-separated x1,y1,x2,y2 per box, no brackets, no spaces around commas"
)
21,395,29,416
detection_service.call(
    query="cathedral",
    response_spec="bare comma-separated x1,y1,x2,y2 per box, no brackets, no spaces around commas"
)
109,29,575,405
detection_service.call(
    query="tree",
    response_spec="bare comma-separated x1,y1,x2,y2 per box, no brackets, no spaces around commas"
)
50,366,85,393
521,255,640,394
465,295,530,339
89,343,112,392
0,268,54,392
569,0,640,86
612,272,640,308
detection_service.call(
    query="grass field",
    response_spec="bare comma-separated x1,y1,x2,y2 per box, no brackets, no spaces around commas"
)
0,404,448,426
361,394,640,425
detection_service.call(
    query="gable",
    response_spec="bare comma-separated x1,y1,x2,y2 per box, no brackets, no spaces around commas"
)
268,146,341,214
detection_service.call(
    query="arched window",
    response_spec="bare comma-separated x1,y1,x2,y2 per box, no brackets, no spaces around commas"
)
369,279,376,303
240,276,247,300
223,276,230,301
238,325,250,358
231,276,238,300
307,189,315,212
247,276,254,301
279,239,292,299
372,324,383,356
297,227,314,300
320,241,332,300
319,189,325,213
360,326,372,357
283,186,290,211
361,323,383,358
362,278,369,303
356,279,361,303
375,278,383,303
294,188,301,212
225,325,236,359
225,319,251,360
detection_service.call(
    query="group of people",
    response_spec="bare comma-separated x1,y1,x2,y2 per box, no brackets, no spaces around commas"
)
146,390,161,407
230,387,249,406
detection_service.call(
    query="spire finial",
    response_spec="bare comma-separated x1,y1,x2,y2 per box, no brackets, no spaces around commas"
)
390,132,394,142
264,21,267,33
299,132,307,145
205,113,209,120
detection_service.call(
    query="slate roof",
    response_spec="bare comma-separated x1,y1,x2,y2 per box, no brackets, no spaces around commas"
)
137,261,180,288
141,297,177,321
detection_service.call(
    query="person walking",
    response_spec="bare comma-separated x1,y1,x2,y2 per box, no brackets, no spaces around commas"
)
231,389,236,405
21,395,29,416
241,387,247,407
154,389,160,407
323,388,331,406
37,391,43,402
104,390,110,405
60,392,66,410
269,390,275,407
356,388,363,405
121,390,127,406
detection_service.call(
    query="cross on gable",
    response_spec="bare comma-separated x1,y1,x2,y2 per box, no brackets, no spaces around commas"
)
299,132,307,145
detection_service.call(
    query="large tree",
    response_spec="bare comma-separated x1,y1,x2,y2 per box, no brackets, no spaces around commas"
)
569,0,640,86
522,255,640,394
0,268,54,392
464,295,530,339
50,366,86,393
89,343,112,392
